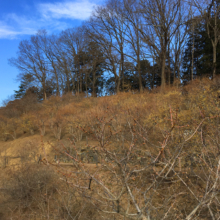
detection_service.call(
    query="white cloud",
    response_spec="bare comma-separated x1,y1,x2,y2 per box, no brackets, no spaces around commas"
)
0,21,20,39
0,0,99,39
0,29,18,39
0,16,43,39
38,1,97,20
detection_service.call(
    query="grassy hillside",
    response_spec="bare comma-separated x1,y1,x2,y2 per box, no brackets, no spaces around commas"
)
0,78,220,220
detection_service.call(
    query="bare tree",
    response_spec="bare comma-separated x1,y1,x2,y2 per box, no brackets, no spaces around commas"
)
192,0,220,79
36,30,61,96
59,28,85,94
138,0,182,90
120,0,146,92
169,3,194,85
50,35,72,93
87,0,128,93
9,36,49,100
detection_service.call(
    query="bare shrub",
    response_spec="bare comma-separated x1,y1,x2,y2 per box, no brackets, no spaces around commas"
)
1,163,92,219
49,104,220,220
2,164,58,219
17,140,40,164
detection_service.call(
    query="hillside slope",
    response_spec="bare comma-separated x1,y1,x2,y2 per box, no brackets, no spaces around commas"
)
0,78,220,219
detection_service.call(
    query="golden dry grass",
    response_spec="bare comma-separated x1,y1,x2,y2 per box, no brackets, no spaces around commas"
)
0,78,220,219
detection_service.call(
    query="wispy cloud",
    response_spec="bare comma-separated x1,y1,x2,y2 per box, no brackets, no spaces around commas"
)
38,0,97,20
0,0,98,39
0,14,67,39
0,14,39,39
0,21,20,39
0,28,16,39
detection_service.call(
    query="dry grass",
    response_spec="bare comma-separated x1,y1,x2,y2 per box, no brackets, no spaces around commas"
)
0,78,220,219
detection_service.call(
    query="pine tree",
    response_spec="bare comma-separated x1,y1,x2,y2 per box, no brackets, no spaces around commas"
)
182,17,220,83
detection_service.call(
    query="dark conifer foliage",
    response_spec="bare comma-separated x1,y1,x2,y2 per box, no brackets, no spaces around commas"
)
182,18,220,83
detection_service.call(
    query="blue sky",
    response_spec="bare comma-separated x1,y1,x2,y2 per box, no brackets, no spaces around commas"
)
0,0,104,105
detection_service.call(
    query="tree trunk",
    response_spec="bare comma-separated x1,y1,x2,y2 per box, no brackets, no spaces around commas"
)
151,71,155,90
213,43,217,80
116,76,120,94
168,45,171,86
66,77,70,93
137,28,143,93
55,73,60,96
168,65,171,87
85,72,88,97
80,69,82,93
137,57,143,93
92,71,97,97
51,62,60,96
212,3,218,80
77,73,80,94
65,68,70,93
120,46,125,92
42,81,47,100
191,23,195,81
71,77,76,94
161,50,166,91
113,64,120,94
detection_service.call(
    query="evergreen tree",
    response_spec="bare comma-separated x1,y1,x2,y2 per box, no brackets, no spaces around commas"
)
182,17,220,83
14,83,26,99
